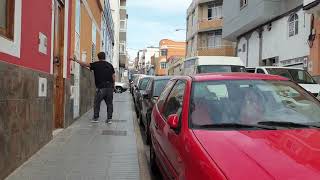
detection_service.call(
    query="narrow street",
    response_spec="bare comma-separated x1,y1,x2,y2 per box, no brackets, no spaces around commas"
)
5,92,160,180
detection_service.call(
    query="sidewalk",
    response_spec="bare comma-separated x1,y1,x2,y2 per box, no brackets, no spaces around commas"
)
5,93,140,180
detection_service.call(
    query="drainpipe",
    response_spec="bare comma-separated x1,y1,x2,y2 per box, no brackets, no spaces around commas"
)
258,27,263,66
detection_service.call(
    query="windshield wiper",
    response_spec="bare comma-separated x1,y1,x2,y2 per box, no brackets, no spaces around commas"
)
257,121,320,128
195,123,277,130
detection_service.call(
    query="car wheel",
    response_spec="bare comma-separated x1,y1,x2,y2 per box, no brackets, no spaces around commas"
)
150,140,159,175
115,86,123,93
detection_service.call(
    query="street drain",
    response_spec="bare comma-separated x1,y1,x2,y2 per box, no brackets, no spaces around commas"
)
111,120,127,123
102,130,127,136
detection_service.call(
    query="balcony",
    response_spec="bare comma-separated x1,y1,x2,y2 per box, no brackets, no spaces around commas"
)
119,54,127,68
197,45,236,56
198,18,223,32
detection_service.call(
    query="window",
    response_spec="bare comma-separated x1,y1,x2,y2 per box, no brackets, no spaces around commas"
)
163,80,186,119
139,78,150,90
158,80,176,111
257,69,265,74
208,4,222,20
288,14,298,37
120,20,126,31
240,0,248,9
242,43,246,52
160,62,167,69
190,80,320,128
153,79,170,97
160,49,167,56
208,30,222,48
0,0,14,40
120,42,126,54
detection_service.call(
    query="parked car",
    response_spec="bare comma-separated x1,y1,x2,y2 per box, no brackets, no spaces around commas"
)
133,76,152,117
150,73,320,180
130,74,143,95
114,82,129,93
246,66,320,96
131,74,146,99
139,76,172,144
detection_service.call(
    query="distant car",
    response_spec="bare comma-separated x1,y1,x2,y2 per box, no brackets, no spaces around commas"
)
182,56,246,75
150,73,320,180
114,82,129,93
130,74,143,95
246,66,320,96
133,76,152,117
139,76,172,144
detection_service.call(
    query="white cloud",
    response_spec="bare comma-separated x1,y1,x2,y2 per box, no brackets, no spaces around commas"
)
128,0,192,14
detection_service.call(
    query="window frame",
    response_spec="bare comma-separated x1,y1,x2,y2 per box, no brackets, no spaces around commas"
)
160,62,167,69
161,80,187,133
0,0,15,40
288,13,299,37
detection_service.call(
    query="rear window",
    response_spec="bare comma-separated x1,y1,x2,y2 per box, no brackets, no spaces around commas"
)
139,78,150,90
197,65,246,73
153,79,170,97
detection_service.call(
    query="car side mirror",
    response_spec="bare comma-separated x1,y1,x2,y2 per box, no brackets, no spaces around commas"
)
167,114,179,129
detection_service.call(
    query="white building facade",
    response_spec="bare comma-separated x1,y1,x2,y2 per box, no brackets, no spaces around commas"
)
223,0,311,69
110,0,120,80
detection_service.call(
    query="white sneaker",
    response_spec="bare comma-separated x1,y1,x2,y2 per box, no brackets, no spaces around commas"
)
106,119,112,124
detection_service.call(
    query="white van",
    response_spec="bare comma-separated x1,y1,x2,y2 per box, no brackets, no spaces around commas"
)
182,56,245,75
246,66,320,96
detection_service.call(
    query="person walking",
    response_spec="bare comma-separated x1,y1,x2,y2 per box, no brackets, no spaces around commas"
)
71,52,115,123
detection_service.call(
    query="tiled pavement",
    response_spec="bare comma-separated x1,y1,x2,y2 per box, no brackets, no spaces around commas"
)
5,93,140,180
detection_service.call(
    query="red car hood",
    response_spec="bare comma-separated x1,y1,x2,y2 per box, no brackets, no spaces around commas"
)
193,129,320,180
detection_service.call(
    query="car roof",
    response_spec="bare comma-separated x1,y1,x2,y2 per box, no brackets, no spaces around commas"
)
254,66,304,70
152,76,173,80
188,73,289,81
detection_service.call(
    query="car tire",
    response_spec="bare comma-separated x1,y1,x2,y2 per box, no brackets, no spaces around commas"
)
115,86,123,93
150,140,159,175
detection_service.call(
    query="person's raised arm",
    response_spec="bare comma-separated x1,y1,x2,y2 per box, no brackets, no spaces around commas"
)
70,56,90,68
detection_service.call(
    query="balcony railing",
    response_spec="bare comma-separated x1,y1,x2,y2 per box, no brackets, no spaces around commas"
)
198,17,223,32
197,45,236,56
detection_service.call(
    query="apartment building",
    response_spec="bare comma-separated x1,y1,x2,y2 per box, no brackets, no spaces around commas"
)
223,0,311,70
304,0,320,79
186,0,235,58
119,0,128,80
110,0,128,81
144,47,160,75
156,39,186,76
167,56,185,75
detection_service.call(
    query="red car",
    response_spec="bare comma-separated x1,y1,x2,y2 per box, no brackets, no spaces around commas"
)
149,73,320,180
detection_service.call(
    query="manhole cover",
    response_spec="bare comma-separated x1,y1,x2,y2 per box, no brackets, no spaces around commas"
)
102,130,127,136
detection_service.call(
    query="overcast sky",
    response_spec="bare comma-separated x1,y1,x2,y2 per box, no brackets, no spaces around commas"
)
127,0,192,60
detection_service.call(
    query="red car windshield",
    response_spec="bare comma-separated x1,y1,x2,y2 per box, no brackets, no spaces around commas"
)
190,80,320,129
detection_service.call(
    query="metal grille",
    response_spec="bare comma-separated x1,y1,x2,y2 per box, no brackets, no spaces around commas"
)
102,130,127,136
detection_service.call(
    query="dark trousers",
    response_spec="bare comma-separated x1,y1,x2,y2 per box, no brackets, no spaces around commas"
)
94,88,114,119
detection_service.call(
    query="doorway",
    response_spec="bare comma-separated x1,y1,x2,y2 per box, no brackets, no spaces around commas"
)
53,0,65,129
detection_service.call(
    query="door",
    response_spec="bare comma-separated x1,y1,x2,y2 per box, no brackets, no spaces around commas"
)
53,0,65,129
157,80,187,179
152,80,176,177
